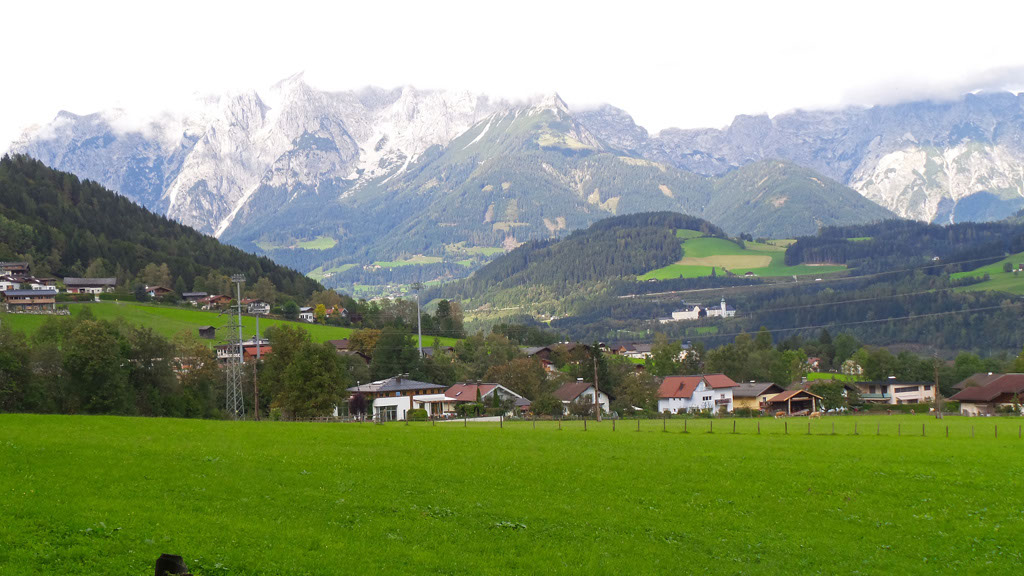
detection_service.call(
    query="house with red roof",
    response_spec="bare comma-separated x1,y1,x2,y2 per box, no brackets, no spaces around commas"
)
657,374,738,414
950,373,1024,416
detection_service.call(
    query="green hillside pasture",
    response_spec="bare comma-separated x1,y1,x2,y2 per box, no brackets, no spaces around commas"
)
306,263,357,281
1,303,459,347
640,237,845,280
373,255,444,268
2,414,1023,575
256,235,338,251
806,372,856,382
675,228,704,239
951,251,1024,295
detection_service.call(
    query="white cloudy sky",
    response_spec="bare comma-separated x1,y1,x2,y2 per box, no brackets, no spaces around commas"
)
3,0,1024,150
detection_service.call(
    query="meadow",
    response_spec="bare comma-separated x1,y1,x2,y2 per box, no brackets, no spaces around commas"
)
640,235,846,281
0,303,460,348
2,414,1022,575
951,250,1024,295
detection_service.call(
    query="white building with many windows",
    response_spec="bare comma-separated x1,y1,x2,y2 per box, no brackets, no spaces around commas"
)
657,374,738,413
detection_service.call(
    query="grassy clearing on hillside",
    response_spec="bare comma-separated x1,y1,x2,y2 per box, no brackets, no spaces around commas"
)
640,237,846,281
0,303,462,347
675,229,704,239
2,414,1023,575
806,372,856,382
951,250,1024,295
256,236,338,251
305,264,356,281
373,255,444,268
445,243,506,256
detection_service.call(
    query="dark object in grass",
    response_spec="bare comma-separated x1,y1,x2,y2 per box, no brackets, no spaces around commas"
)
155,554,191,575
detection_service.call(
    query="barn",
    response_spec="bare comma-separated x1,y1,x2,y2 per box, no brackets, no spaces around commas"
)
767,389,822,415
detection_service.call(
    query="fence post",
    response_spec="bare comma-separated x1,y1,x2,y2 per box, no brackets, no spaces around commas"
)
533,415,536,430
854,421,858,435
832,422,835,435
464,416,467,428
613,418,615,432
757,420,760,434
877,423,880,436
898,424,900,437
971,425,974,438
500,415,503,429
559,416,562,431
995,425,997,439
922,423,925,436
785,421,788,435
637,417,640,432
946,425,949,438
709,420,713,434
584,417,587,432
733,420,737,434
663,413,666,432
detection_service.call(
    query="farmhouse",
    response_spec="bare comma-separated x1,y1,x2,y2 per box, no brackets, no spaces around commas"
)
657,374,738,414
660,298,736,323
554,379,611,415
241,298,271,315
347,375,450,421
0,275,20,291
298,306,315,322
950,373,1024,416
852,378,934,405
146,285,173,298
2,289,58,313
215,338,270,363
0,262,30,275
63,277,117,294
200,294,231,310
616,343,654,359
181,292,208,304
767,389,822,415
732,382,786,411
523,346,553,361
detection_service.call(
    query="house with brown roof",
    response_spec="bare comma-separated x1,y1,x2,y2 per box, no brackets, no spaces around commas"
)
657,374,738,414
732,382,786,411
950,374,1024,416
445,382,524,414
767,389,822,415
345,375,450,421
63,277,117,294
554,379,610,415
2,289,58,313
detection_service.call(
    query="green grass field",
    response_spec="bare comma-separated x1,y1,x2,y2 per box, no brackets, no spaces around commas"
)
0,303,460,348
950,251,1024,295
306,264,357,281
640,237,846,281
806,372,856,382
255,236,338,251
373,255,444,268
2,414,1023,574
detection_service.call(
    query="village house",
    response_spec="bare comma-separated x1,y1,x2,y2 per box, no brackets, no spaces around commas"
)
659,298,736,323
0,262,30,276
657,374,738,414
298,306,315,322
617,343,654,359
63,277,117,294
215,338,270,363
852,377,934,405
347,375,450,421
241,298,271,315
766,389,822,415
732,382,786,411
200,294,231,310
146,285,173,299
0,275,20,291
951,373,1024,416
2,289,58,313
445,382,524,414
554,379,611,415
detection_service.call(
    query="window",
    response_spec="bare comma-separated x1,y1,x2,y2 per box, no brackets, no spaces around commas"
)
895,386,920,394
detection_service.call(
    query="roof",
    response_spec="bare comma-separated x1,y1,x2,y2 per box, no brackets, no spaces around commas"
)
954,372,1010,390
515,397,532,406
950,374,1024,403
347,382,385,394
197,325,215,330
554,380,596,402
631,343,653,354
376,376,445,393
445,383,497,401
3,289,58,297
182,292,208,298
523,346,551,356
327,339,350,350
658,374,738,398
63,277,116,286
768,389,823,403
732,382,785,398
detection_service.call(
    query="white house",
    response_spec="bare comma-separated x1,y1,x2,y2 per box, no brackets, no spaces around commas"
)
657,374,738,413
346,376,451,421
0,276,20,292
242,299,271,315
553,379,611,415
298,306,315,322
660,298,736,323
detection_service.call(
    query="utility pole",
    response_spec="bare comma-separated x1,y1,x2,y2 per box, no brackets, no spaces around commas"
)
412,282,423,358
253,312,261,421
933,352,943,419
593,347,602,422
225,274,246,420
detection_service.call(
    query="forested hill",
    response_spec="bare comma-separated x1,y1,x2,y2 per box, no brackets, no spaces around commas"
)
438,212,723,303
0,155,322,300
786,218,1024,274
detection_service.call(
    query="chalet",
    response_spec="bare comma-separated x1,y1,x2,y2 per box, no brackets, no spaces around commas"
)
0,262,30,276
951,373,1024,416
182,292,208,305
657,374,738,414
732,382,786,411
63,277,117,294
3,289,58,313
327,339,350,352
146,285,173,298
660,298,736,323
445,382,524,411
241,298,271,315
198,326,216,339
767,389,822,415
852,377,934,405
617,343,654,359
553,379,611,415
298,306,315,322
347,375,450,421
0,276,20,291
523,346,553,361
200,294,231,310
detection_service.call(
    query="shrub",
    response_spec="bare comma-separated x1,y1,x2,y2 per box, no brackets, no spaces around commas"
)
733,407,758,418
407,409,428,421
